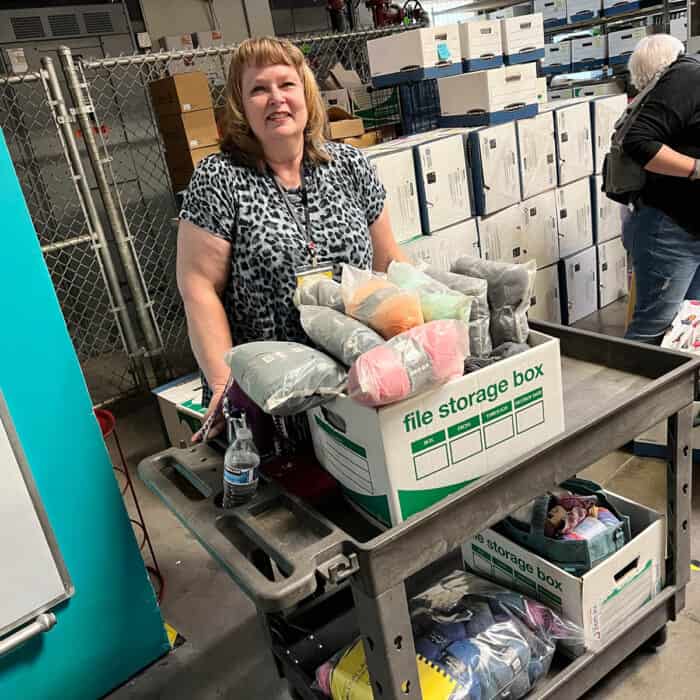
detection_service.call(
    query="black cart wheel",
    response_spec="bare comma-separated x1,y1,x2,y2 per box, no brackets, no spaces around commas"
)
646,625,668,650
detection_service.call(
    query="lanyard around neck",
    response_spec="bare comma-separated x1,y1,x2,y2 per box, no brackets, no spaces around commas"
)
271,167,315,260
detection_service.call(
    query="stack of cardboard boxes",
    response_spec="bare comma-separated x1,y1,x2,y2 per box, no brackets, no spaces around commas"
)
149,71,220,193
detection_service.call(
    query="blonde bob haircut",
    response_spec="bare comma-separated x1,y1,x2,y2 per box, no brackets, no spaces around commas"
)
628,34,684,90
220,36,330,169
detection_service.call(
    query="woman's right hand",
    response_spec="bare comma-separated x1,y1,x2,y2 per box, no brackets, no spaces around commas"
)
192,384,227,443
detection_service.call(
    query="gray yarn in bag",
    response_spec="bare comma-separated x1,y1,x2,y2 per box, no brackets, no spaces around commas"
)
424,266,491,357
225,341,346,416
299,305,385,367
293,278,344,311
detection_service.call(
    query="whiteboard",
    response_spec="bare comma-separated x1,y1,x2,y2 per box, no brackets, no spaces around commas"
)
0,392,73,639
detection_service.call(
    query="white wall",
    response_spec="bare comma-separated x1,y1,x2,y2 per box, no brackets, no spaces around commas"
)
141,0,274,44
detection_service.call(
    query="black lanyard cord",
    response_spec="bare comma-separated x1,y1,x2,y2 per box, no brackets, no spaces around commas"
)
271,167,315,260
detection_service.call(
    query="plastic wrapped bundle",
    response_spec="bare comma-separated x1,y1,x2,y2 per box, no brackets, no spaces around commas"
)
348,320,469,407
293,277,344,311
315,570,583,700
423,266,492,357
451,257,536,346
342,264,424,339
387,261,473,325
299,305,385,367
224,342,346,416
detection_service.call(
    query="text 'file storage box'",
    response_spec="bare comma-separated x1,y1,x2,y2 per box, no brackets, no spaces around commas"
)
468,122,522,215
552,100,594,185
309,332,564,527
367,148,422,243
479,204,526,264
567,0,602,23
556,177,594,257
522,189,560,269
516,111,557,199
413,134,473,233
559,245,598,324
438,64,539,127
591,93,627,173
401,218,480,270
459,19,504,71
541,41,572,75
572,35,608,71
591,174,630,243
597,235,628,307
368,25,462,87
535,0,567,27
500,13,545,64
608,26,650,65
529,263,562,323
603,0,640,16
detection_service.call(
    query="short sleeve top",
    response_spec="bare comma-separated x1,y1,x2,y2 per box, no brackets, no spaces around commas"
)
180,141,386,349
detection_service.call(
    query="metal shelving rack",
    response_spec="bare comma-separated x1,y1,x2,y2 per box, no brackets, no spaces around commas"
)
140,322,698,699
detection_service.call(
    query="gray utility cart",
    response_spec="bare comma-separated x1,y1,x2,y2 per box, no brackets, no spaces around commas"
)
140,322,699,699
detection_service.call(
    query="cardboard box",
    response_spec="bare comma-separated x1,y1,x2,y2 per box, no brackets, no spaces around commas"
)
608,26,650,64
535,0,567,26
552,100,594,185
536,77,548,104
438,63,539,127
308,331,564,527
500,13,545,64
342,130,380,148
541,41,572,75
348,85,401,129
488,3,533,19
571,35,607,71
328,63,364,90
521,189,560,269
414,134,472,233
603,0,640,16
458,19,503,71
322,88,351,113
468,122,522,215
149,72,213,116
367,25,462,87
158,109,219,150
401,218,480,270
462,492,664,650
166,144,220,190
573,81,624,100
529,263,562,323
590,174,630,242
516,111,557,199
556,177,594,257
670,16,688,42
367,148,422,243
559,245,598,324
597,235,628,307
548,87,574,102
567,0,602,23
479,204,526,264
153,374,206,446
327,106,364,140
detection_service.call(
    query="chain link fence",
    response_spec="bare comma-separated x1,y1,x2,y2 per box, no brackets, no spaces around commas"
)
0,27,405,406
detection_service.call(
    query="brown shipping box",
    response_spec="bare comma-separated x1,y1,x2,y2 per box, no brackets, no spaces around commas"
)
149,72,213,116
168,144,220,191
341,130,379,148
158,109,219,151
327,106,364,140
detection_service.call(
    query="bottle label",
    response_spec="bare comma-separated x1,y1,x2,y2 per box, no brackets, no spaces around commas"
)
224,467,259,486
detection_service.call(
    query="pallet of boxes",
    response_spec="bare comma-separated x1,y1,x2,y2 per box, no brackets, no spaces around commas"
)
149,71,220,193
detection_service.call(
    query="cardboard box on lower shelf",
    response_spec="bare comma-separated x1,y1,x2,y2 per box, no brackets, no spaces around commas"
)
153,374,205,447
308,331,564,527
529,262,562,324
327,106,364,140
400,218,480,270
463,492,664,651
597,236,628,308
559,246,598,324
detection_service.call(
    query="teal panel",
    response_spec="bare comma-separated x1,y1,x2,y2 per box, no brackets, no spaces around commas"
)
0,130,169,699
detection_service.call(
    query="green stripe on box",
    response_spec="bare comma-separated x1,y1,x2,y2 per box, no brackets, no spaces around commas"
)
411,429,446,455
341,486,391,527
314,416,367,458
514,571,537,590
514,388,544,410
481,401,513,424
538,585,562,606
494,559,513,577
472,544,491,561
448,415,480,438
398,476,480,520
603,559,653,604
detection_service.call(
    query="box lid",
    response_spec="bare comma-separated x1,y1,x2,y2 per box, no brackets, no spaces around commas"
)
149,71,213,116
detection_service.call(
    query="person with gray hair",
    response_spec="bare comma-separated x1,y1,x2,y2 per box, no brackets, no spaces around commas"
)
622,34,700,344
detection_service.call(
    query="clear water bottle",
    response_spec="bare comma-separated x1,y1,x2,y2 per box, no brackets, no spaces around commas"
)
222,399,260,507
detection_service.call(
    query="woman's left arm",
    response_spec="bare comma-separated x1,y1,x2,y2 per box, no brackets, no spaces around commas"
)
370,205,411,272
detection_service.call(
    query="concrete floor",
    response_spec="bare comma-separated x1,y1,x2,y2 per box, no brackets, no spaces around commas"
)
106,300,700,700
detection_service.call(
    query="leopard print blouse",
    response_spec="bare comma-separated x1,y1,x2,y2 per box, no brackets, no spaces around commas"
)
180,141,386,404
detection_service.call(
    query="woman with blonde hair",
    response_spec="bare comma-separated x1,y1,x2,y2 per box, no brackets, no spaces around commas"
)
176,37,407,442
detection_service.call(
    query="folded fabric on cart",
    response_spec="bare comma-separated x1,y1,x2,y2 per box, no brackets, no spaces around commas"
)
314,570,583,700
451,257,536,347
347,320,470,407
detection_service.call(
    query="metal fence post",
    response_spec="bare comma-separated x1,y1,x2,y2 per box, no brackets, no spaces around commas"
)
57,45,166,385
41,55,148,389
